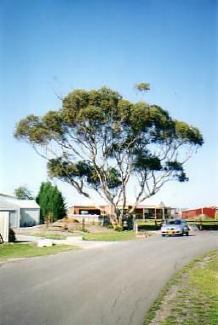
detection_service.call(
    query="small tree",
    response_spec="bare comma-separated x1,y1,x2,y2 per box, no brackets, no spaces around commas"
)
15,186,33,200
36,182,50,223
52,186,66,221
15,85,203,226
135,82,150,92
36,182,66,224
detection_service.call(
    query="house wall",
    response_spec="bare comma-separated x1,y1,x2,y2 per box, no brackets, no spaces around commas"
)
68,214,102,224
9,210,20,227
72,207,101,215
0,211,9,242
69,205,172,220
182,207,216,219
20,208,40,227
202,208,216,218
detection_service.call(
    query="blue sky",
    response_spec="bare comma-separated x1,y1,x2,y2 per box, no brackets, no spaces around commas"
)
0,0,217,208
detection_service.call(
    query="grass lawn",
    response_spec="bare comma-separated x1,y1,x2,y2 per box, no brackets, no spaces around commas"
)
83,231,136,241
144,250,218,325
0,243,77,262
30,232,67,240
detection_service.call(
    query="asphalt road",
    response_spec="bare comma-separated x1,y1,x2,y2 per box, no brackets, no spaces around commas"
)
0,232,217,325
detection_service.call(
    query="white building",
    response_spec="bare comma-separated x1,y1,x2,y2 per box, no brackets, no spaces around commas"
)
0,193,40,228
0,211,9,242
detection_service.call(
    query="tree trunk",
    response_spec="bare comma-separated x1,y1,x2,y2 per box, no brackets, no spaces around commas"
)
107,206,122,230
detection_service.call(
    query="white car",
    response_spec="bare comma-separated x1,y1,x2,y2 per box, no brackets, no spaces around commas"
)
161,219,189,237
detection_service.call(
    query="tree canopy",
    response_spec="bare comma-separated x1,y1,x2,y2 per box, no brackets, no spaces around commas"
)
36,182,66,223
15,85,203,224
135,82,150,92
15,186,33,200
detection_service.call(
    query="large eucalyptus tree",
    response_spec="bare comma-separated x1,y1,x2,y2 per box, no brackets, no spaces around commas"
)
15,86,203,225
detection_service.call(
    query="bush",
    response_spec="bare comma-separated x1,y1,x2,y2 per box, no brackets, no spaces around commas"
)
9,228,16,242
139,224,161,231
114,225,123,231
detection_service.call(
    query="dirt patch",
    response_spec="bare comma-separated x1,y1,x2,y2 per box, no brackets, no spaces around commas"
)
14,218,113,236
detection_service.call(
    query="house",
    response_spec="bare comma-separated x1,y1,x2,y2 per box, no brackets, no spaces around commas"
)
0,211,9,242
182,207,218,219
0,193,40,228
68,202,173,223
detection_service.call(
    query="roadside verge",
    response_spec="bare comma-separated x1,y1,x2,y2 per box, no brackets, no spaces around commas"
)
144,249,218,325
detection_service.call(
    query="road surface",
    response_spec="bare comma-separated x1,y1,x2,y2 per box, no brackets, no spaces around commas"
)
0,232,217,325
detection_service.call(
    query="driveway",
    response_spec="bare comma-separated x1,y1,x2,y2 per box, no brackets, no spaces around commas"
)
0,232,217,325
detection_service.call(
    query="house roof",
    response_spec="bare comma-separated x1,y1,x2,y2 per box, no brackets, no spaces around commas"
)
0,193,40,210
16,200,40,208
0,193,17,199
0,197,20,210
182,206,218,212
70,203,172,210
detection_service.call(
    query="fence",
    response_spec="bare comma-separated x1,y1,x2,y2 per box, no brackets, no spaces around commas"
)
134,218,218,232
186,220,218,230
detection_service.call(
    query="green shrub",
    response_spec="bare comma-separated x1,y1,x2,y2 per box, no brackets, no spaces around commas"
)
114,225,123,231
9,228,16,242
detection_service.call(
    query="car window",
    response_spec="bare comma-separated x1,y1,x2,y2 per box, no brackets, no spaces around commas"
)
166,220,181,225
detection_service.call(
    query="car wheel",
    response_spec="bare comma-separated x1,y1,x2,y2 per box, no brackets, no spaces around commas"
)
185,232,189,236
162,234,165,237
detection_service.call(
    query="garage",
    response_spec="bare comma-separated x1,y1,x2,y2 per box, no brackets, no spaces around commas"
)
0,193,40,228
0,211,9,242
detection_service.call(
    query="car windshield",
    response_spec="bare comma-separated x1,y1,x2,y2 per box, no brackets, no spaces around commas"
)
165,220,182,225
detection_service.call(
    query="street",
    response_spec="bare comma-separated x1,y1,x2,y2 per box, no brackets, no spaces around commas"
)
0,232,217,325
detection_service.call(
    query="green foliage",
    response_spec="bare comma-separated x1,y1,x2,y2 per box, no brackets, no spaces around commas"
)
14,186,33,199
36,182,66,223
135,82,150,92
175,120,203,145
114,224,123,231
